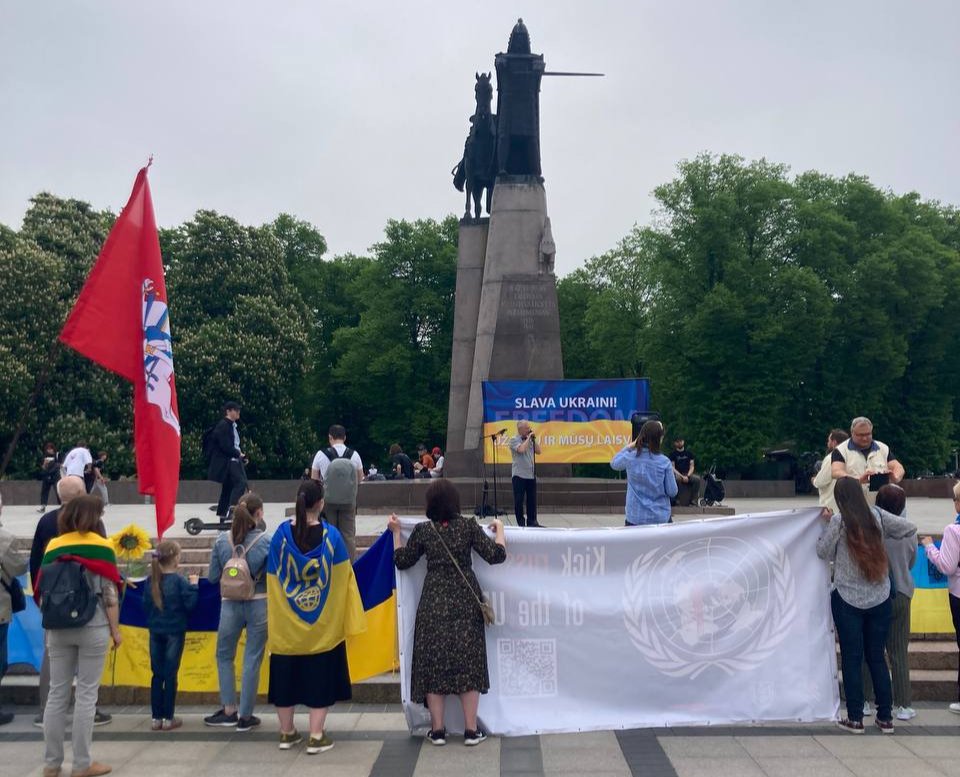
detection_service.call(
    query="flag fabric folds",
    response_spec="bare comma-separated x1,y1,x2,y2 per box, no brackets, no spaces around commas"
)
346,531,400,680
911,542,954,632
266,520,366,656
59,166,181,538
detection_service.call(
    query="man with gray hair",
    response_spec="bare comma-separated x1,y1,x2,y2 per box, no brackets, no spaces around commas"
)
831,417,905,492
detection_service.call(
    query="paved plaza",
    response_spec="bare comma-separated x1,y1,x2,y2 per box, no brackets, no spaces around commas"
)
3,704,960,777
4,495,959,776
1,494,956,542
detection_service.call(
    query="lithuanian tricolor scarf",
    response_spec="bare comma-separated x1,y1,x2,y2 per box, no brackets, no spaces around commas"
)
267,520,366,656
39,531,123,596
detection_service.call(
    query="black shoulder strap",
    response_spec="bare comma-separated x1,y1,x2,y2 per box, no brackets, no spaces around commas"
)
342,447,355,460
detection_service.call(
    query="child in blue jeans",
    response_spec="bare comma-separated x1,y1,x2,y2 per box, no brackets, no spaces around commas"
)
142,540,198,730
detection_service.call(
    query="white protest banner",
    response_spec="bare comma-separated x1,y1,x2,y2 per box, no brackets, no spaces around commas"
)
396,508,839,735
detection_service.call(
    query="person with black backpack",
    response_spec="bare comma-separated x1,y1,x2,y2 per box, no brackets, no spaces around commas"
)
37,494,122,777
0,490,28,726
309,425,362,560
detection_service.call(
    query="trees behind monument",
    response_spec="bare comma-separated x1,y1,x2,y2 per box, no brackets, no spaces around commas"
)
1,153,957,478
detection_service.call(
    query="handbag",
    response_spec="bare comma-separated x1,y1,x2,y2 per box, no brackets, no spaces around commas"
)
430,520,496,626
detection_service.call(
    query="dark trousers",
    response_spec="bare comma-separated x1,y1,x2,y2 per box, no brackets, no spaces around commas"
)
674,475,702,506
512,476,537,527
149,631,186,720
862,591,912,708
0,622,8,688
39,478,60,508
216,459,248,518
832,590,892,723
950,593,960,702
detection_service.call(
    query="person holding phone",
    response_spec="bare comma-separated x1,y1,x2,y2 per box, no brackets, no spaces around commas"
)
612,420,678,526
831,417,904,496
508,421,542,527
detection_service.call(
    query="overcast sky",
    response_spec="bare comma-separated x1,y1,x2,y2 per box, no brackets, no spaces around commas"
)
1,1,957,277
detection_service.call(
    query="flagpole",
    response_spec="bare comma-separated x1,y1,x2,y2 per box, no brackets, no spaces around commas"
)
0,338,62,477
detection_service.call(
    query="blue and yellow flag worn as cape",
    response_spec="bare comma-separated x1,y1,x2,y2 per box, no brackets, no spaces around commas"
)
267,520,366,655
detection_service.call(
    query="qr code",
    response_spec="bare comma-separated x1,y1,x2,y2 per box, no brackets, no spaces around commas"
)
497,638,558,697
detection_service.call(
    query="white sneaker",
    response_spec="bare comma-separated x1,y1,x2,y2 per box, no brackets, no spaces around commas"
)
896,706,917,720
949,702,960,714
862,702,874,717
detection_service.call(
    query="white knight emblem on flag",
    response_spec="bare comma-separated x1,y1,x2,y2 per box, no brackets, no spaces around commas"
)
142,279,180,435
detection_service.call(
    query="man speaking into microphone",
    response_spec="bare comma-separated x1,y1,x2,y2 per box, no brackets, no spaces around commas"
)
508,420,542,527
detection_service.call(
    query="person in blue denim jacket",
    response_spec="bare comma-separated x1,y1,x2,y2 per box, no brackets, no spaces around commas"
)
203,495,271,732
611,420,678,526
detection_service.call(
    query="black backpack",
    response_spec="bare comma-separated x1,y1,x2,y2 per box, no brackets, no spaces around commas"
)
201,425,216,462
39,560,98,629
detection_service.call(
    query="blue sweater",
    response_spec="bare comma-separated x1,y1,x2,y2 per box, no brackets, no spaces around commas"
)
142,573,198,634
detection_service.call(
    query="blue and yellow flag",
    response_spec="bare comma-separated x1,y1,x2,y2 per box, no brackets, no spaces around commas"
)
346,531,399,679
911,543,953,633
14,526,397,690
266,520,366,656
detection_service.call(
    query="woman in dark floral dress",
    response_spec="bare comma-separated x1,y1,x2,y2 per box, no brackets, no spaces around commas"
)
389,479,506,746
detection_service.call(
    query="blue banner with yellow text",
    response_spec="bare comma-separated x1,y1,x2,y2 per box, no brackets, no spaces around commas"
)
481,379,650,463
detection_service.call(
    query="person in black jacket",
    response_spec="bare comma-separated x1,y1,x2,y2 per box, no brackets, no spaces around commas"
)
208,402,248,520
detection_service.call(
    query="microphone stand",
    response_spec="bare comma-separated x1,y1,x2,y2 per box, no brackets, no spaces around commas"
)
491,432,503,519
530,433,537,525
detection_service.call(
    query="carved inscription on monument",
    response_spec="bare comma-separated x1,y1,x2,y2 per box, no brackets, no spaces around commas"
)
498,279,558,335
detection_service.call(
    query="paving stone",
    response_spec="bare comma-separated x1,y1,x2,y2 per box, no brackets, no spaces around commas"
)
814,735,914,758
736,735,832,758
670,756,766,777
839,757,946,777
413,736,500,776
753,756,855,777
658,736,750,757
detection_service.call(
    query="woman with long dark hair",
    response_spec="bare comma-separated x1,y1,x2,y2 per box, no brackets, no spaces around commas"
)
204,495,270,731
266,480,364,754
817,477,916,734
921,480,960,714
610,420,678,526
389,479,506,746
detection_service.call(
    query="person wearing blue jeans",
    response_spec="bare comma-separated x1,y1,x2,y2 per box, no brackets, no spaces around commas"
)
831,590,893,725
817,477,915,733
148,632,186,725
204,497,271,731
1,495,29,726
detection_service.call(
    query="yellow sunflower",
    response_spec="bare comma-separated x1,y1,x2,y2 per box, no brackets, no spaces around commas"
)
111,524,153,561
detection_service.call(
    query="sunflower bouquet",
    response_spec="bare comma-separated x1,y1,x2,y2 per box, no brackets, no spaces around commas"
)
110,524,153,579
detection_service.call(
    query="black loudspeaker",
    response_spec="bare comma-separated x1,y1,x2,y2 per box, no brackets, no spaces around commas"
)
630,411,662,442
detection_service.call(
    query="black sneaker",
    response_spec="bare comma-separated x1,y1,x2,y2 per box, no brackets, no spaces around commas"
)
426,728,447,746
33,713,43,728
464,728,487,746
0,711,13,726
236,715,261,732
93,710,112,726
204,709,239,727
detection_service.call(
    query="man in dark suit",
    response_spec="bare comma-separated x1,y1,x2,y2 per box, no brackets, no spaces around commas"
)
208,401,248,520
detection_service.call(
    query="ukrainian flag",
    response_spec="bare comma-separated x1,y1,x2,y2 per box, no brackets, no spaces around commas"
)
911,543,954,633
16,528,399,690
346,531,400,680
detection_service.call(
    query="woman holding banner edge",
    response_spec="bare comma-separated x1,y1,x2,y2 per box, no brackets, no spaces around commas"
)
817,477,916,734
611,420,677,526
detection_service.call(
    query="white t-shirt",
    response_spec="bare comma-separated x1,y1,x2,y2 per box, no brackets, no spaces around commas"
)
62,447,93,478
311,442,364,481
430,455,445,478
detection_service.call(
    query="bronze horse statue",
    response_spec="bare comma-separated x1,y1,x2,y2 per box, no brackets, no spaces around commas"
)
452,72,497,219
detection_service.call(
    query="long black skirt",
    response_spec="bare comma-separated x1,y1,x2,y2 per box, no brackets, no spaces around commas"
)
268,641,352,708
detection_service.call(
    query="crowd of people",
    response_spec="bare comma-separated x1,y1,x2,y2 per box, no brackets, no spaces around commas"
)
3,411,960,769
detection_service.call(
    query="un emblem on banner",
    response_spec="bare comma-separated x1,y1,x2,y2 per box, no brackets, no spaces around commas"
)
623,537,795,678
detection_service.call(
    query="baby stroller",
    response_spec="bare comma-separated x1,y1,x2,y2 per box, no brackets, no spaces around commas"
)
698,465,725,506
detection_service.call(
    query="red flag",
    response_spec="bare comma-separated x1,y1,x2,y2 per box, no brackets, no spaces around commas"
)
60,166,180,538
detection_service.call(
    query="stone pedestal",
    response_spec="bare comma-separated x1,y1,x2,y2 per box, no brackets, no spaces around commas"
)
445,180,566,477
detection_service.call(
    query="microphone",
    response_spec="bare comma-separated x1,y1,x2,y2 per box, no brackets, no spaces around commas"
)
493,428,508,437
